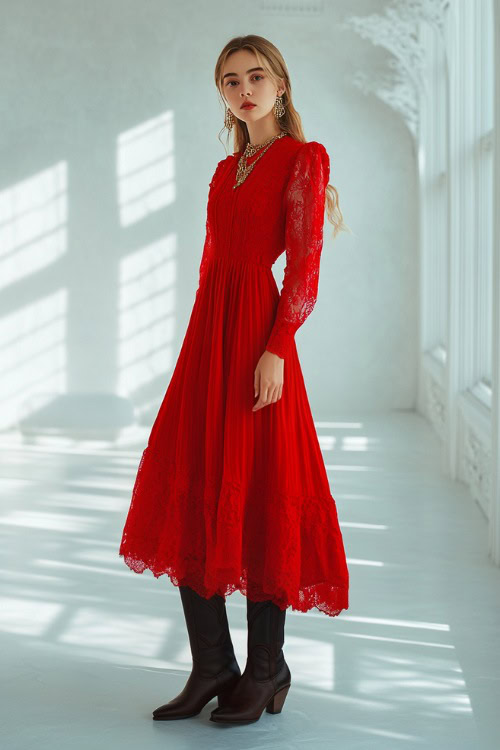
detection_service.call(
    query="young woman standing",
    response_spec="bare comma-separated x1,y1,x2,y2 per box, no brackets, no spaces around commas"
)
119,34,349,725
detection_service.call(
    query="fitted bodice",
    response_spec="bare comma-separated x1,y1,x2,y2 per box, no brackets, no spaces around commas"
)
208,135,300,268
198,135,330,360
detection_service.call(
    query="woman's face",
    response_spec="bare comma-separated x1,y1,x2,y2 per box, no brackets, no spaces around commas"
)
221,49,284,125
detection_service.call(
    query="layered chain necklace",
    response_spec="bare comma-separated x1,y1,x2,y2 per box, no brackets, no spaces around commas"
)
233,130,287,189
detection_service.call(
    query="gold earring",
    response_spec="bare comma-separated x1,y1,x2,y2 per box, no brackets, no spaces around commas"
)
273,95,285,119
224,105,235,131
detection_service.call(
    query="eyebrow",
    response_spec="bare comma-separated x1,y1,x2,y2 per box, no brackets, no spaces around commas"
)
222,67,265,80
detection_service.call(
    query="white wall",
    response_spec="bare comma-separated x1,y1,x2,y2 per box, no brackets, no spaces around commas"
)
0,0,417,431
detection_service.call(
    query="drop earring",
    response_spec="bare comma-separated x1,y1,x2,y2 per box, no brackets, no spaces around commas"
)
224,105,235,131
273,95,285,119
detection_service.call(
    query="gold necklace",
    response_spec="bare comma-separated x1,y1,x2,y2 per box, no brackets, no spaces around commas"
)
233,131,287,189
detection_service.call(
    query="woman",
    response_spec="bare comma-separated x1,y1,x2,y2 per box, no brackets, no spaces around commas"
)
119,34,350,724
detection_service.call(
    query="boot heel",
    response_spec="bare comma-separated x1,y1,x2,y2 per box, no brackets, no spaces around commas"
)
266,684,290,714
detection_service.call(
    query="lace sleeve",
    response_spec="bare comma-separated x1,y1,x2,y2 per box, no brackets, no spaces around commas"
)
197,156,229,293
265,141,330,360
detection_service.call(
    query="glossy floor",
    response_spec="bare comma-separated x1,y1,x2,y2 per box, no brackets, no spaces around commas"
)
1,412,498,749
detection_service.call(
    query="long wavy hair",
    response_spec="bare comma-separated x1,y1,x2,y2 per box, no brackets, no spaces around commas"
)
214,34,349,239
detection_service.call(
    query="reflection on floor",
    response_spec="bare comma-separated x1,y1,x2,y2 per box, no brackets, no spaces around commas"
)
0,412,499,750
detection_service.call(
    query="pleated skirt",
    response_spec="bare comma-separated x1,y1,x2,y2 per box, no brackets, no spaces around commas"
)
119,255,349,617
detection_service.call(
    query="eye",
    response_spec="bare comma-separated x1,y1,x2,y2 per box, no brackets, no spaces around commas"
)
225,74,265,87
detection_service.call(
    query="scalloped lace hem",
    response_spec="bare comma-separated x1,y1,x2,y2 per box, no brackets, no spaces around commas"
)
119,551,348,618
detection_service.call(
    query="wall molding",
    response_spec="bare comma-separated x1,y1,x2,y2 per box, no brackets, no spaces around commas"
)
342,0,449,137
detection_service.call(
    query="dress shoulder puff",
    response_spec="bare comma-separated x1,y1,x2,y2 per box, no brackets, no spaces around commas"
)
287,140,330,190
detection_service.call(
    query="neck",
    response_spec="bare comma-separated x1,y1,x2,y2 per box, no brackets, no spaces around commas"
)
246,115,282,146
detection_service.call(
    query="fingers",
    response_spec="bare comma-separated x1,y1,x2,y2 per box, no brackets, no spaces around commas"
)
253,352,284,411
252,381,282,411
268,384,279,404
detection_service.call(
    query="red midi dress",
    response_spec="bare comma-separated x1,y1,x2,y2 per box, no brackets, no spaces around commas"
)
118,134,349,618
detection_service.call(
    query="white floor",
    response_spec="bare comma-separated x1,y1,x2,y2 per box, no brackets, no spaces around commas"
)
1,411,499,750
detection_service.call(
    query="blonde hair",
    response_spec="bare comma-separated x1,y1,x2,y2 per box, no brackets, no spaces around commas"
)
214,34,349,240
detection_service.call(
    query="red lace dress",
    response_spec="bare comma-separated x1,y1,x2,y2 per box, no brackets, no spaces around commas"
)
118,134,349,617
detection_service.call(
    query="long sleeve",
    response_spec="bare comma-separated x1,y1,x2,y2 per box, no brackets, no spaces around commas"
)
265,141,330,360
197,213,213,292
197,156,228,294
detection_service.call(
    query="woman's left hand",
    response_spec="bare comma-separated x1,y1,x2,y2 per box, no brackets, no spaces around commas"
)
253,350,284,411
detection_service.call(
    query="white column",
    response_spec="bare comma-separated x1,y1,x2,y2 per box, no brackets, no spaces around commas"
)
445,0,475,479
489,0,500,565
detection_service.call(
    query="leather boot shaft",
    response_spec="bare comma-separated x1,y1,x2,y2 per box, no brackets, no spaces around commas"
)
210,596,291,723
152,585,240,720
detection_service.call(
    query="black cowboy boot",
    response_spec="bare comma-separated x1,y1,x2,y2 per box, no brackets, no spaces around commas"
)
152,585,241,720
209,597,291,723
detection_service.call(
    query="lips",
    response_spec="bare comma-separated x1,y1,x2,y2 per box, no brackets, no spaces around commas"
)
241,103,256,110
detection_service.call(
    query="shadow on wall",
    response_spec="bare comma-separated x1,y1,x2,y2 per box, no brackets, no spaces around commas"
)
2,113,181,439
